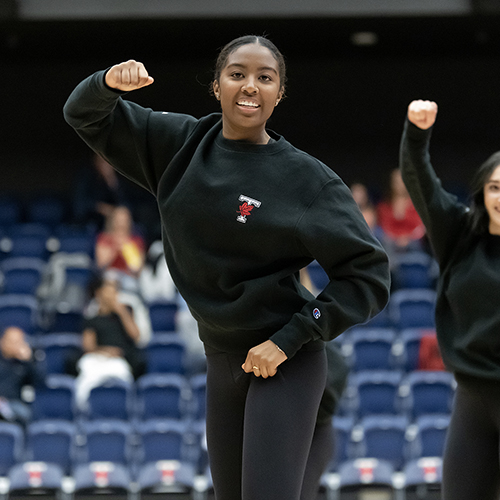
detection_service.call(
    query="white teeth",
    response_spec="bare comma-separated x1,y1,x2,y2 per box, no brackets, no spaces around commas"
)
237,101,259,107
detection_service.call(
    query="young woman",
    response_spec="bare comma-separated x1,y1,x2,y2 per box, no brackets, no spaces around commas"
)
401,99,500,499
64,35,390,500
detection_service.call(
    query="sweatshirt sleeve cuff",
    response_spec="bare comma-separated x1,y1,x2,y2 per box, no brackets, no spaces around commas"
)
269,315,320,359
405,118,433,142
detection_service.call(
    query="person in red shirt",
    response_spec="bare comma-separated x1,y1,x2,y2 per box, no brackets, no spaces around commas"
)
95,206,145,292
377,168,426,253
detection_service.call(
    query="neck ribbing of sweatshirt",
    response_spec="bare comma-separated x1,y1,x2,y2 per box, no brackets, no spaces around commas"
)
214,130,285,154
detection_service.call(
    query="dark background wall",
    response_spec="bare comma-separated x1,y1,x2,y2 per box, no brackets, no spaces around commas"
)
2,12,500,202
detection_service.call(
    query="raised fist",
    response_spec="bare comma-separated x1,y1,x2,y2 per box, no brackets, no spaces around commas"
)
105,60,154,91
407,100,438,130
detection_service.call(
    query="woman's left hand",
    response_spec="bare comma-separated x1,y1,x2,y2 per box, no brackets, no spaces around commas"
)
242,340,288,378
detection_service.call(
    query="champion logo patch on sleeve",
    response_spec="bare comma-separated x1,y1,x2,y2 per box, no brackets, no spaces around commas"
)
313,308,321,319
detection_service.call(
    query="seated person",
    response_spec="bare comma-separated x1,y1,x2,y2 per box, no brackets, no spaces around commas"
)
376,168,426,254
0,326,44,424
75,276,145,410
95,206,146,293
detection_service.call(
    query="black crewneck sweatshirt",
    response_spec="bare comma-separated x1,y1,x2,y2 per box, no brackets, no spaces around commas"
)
400,119,500,380
64,70,390,358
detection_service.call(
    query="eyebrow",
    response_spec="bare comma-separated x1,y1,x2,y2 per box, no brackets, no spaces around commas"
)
487,179,500,184
226,63,278,75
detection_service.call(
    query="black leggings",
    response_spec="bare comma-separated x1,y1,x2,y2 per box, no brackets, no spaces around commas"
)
301,420,334,500
443,374,500,500
205,347,327,500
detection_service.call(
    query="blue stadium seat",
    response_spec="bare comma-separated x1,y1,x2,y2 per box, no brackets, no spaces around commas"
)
337,458,395,498
348,370,403,417
189,373,206,421
389,289,436,330
3,224,52,260
86,379,133,421
0,421,24,475
79,420,134,465
342,328,397,371
135,373,188,421
306,260,329,291
137,460,196,499
148,301,178,332
403,457,442,500
136,419,192,465
400,371,455,418
353,415,409,470
26,195,67,229
36,332,82,375
392,328,433,372
8,462,64,498
0,257,45,295
73,462,131,500
146,334,186,374
31,374,76,421
0,294,39,334
329,416,356,471
391,251,438,290
53,225,96,256
407,414,451,459
25,420,77,474
49,311,84,335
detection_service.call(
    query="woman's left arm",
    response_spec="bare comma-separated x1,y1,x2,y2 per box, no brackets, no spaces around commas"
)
269,179,391,359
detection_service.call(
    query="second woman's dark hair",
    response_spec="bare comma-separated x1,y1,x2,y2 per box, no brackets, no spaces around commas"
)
469,151,500,234
212,35,287,94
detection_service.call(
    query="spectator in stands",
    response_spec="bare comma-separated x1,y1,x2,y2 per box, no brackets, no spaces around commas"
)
75,275,145,410
377,168,426,256
95,205,146,293
350,182,379,232
0,326,44,424
73,152,131,229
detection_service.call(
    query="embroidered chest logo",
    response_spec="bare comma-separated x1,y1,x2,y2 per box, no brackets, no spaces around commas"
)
237,195,261,224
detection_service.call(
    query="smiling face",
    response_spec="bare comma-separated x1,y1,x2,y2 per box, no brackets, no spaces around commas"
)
484,165,500,235
213,43,284,144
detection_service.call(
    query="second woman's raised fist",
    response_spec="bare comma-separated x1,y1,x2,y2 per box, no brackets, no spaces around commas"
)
105,60,154,91
407,100,438,130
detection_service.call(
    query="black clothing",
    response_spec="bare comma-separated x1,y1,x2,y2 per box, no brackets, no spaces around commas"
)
316,341,349,426
400,119,500,381
84,313,145,378
0,354,43,401
0,353,44,424
205,347,327,500
443,374,500,500
63,70,390,360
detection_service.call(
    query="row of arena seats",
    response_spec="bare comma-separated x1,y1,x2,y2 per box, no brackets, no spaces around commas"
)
0,286,436,336
21,365,454,424
20,325,442,379
0,428,444,499
26,372,206,424
0,224,97,261
339,369,454,420
0,417,206,477
25,360,454,424
0,295,178,336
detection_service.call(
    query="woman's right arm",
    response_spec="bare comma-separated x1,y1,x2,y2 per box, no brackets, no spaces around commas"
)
63,60,198,195
400,100,468,265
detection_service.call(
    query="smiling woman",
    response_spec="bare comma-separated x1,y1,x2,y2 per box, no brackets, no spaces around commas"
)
63,35,390,500
400,100,500,500
212,41,284,144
